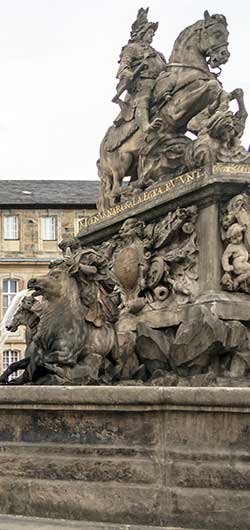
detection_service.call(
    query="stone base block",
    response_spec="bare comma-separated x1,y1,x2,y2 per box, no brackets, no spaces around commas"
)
0,386,250,529
0,514,201,530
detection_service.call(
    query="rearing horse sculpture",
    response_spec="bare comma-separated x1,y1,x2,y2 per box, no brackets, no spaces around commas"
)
98,11,247,209
0,263,120,385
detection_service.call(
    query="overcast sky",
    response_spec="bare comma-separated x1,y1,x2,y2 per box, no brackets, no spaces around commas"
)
0,0,249,180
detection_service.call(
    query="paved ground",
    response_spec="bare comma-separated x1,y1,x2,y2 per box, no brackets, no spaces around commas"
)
0,515,200,530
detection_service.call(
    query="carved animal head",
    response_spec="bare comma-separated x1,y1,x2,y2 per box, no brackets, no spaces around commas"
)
202,11,230,68
168,11,230,73
6,296,40,332
58,237,81,255
118,218,145,240
6,310,25,332
28,267,75,302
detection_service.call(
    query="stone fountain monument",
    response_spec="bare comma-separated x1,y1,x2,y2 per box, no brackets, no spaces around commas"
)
0,8,250,530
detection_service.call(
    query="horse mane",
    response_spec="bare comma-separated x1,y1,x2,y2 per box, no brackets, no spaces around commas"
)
168,19,203,62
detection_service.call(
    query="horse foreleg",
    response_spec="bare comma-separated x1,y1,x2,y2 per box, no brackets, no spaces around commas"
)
0,357,30,384
215,88,248,124
230,88,248,121
8,371,30,385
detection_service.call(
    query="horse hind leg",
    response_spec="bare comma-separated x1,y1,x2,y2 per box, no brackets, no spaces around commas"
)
96,159,114,211
111,152,133,198
97,152,133,209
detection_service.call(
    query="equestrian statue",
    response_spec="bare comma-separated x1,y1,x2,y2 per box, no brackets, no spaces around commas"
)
97,8,248,210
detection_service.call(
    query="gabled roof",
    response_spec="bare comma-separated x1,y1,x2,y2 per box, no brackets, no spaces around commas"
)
0,180,99,207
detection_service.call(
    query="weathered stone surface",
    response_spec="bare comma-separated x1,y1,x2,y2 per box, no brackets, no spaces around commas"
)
0,386,250,528
136,323,173,376
172,304,249,375
97,8,248,209
221,193,250,295
173,305,226,368
0,514,200,530
2,7,250,527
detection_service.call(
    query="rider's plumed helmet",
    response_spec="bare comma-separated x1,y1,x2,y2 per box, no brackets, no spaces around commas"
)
130,7,158,41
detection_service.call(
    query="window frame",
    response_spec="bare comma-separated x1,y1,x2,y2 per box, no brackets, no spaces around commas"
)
41,216,57,241
2,278,19,316
3,215,19,240
2,349,20,379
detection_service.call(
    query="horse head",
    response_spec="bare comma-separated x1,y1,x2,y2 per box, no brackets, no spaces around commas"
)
5,308,24,332
201,11,230,68
27,265,79,304
5,295,40,332
169,11,229,70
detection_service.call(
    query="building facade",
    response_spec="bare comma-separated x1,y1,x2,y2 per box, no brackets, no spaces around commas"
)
0,180,98,377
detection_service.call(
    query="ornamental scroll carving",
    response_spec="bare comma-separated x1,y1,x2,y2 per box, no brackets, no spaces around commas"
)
105,206,198,314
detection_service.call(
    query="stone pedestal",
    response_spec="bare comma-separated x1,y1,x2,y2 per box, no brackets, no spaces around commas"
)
0,386,250,530
2,165,250,528
79,163,250,330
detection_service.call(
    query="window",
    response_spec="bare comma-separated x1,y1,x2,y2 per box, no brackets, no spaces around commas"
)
3,350,19,379
4,216,19,240
41,216,57,240
2,279,19,315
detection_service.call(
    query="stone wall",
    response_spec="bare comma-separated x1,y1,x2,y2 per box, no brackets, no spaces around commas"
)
0,207,96,258
0,386,249,529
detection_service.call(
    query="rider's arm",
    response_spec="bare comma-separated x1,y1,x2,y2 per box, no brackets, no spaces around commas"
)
116,44,138,80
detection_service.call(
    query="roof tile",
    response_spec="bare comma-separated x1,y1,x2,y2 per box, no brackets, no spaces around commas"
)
0,180,99,206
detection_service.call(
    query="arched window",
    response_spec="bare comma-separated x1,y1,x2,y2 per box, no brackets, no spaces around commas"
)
2,350,19,379
2,279,19,315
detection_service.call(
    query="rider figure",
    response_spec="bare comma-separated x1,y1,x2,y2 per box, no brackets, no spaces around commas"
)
115,8,167,135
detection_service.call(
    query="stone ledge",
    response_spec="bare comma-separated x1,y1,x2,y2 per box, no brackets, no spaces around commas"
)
0,385,250,410
78,164,250,245
0,514,203,530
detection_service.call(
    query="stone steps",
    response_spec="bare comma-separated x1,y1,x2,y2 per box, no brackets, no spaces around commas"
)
0,514,203,530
